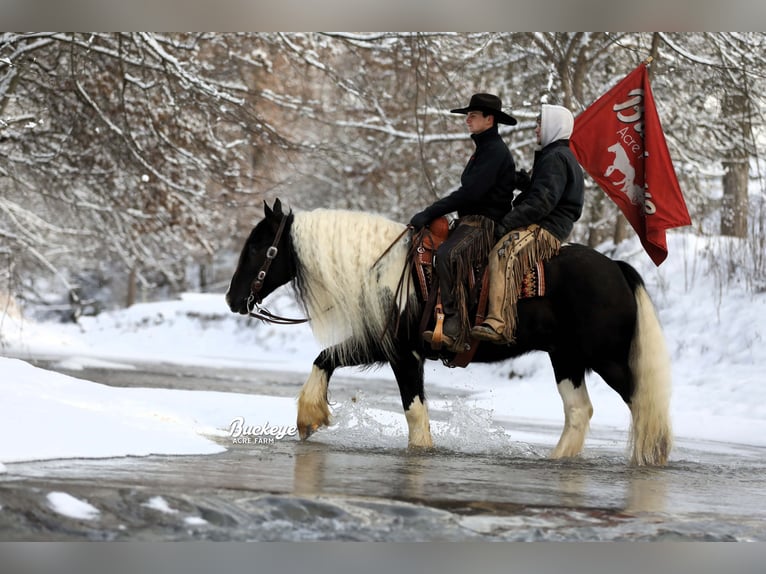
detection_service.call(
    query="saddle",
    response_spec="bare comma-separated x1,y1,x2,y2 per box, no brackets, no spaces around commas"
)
411,219,488,367
411,218,546,368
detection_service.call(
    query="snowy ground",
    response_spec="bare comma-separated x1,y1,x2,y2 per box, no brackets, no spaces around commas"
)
1,233,765,473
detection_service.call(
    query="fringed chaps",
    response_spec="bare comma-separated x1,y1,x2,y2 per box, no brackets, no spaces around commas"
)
483,224,560,341
439,215,494,350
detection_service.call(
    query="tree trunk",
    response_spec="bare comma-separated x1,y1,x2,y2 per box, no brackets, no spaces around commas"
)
613,213,629,245
586,190,608,247
720,91,750,238
126,267,137,308
721,161,749,237
199,262,208,291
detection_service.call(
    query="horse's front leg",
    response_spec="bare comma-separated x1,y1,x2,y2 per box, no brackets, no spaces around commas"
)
297,342,378,440
390,347,432,449
297,359,333,440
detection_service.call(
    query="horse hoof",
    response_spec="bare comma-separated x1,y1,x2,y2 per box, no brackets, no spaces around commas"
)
299,424,318,440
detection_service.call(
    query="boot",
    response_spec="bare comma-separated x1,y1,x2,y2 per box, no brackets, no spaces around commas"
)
423,314,465,353
470,322,506,343
423,257,467,353
470,235,510,344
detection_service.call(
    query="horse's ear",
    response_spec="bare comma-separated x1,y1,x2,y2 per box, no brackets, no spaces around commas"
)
264,198,283,221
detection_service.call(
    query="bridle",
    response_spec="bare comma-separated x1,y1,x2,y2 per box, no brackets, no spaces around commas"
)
245,214,308,325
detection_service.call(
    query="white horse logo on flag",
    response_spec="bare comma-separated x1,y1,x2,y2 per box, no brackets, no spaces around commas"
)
605,142,644,206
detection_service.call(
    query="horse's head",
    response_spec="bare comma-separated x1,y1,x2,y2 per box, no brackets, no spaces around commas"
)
225,198,296,315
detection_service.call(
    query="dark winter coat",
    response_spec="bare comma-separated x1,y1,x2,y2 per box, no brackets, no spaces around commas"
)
410,125,516,227
496,139,584,241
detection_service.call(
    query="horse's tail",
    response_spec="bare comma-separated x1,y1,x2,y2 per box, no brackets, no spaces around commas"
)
617,261,673,466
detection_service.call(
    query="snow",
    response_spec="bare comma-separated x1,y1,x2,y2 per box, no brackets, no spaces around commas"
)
0,356,299,463
142,496,179,514
46,492,100,520
1,232,765,466
184,517,209,526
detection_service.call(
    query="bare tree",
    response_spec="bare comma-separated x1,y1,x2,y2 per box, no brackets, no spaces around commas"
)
657,33,765,237
3,32,766,313
1,33,290,308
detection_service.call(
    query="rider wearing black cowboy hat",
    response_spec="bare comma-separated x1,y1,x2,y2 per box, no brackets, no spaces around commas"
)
409,93,522,353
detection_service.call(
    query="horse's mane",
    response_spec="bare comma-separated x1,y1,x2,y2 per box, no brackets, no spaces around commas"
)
290,208,413,361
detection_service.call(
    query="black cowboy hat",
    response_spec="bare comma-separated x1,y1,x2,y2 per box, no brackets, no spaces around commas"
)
450,93,517,125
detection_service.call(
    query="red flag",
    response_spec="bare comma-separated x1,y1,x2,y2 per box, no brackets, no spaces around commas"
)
570,61,691,266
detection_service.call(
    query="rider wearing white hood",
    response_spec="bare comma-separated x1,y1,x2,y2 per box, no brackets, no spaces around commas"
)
471,104,585,344
540,103,575,147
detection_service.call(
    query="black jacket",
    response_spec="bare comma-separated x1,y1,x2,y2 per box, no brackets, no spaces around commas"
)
497,139,584,241
412,125,516,225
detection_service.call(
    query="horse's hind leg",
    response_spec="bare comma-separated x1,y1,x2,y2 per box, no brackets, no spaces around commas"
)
595,329,672,464
390,348,432,449
549,355,593,459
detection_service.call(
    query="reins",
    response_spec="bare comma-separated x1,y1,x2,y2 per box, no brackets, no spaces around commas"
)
247,302,308,325
370,225,411,270
246,213,308,325
373,225,415,339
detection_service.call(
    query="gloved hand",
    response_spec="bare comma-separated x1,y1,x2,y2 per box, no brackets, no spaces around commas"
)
409,210,432,231
515,169,532,193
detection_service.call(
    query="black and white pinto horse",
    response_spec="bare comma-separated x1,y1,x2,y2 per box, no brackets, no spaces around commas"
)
226,199,673,466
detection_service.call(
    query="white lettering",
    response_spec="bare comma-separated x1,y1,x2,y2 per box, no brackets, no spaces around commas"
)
613,88,644,123
227,417,298,441
613,89,645,146
608,90,659,218
229,416,245,438
644,191,657,215
616,127,641,155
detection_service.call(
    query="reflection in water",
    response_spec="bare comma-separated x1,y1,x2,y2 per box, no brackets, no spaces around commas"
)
397,451,431,500
552,461,668,515
292,445,326,495
291,443,432,500
555,466,588,508
624,468,668,514
290,440,672,518
289,438,675,512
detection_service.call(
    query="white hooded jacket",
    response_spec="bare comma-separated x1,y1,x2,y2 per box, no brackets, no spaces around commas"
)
540,104,575,148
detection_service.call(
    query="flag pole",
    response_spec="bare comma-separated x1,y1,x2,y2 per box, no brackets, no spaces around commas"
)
643,55,654,66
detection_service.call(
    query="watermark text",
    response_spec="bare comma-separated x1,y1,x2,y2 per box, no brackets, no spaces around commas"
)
227,416,298,445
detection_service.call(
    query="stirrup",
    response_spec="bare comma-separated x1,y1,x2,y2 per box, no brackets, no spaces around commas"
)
429,304,446,350
423,330,465,353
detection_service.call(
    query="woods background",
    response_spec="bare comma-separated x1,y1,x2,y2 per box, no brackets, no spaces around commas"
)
1,32,764,316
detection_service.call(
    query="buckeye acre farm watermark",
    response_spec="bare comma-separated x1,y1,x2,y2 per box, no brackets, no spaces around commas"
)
227,416,298,445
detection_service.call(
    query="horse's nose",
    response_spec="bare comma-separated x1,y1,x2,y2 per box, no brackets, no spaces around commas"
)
225,289,237,312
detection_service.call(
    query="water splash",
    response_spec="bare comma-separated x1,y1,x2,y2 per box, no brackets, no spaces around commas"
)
321,391,407,449
321,392,539,457
432,397,539,456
